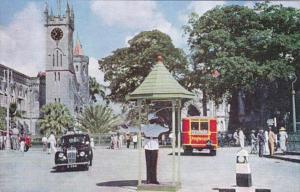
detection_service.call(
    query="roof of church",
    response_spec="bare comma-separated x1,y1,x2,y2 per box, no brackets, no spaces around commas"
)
74,38,84,56
127,56,195,101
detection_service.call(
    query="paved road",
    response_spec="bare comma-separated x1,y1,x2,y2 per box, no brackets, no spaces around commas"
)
0,147,299,192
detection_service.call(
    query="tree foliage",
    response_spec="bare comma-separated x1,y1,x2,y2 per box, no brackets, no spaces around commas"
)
184,3,300,129
77,104,121,134
38,103,73,135
89,76,106,103
99,30,188,102
0,107,6,130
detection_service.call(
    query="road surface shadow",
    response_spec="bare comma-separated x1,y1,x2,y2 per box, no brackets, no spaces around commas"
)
168,152,213,156
50,167,88,173
96,180,146,187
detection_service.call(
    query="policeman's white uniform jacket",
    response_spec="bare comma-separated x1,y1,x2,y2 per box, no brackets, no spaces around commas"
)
142,124,169,150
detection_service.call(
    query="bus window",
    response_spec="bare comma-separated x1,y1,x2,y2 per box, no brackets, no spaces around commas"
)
200,122,208,134
191,122,199,131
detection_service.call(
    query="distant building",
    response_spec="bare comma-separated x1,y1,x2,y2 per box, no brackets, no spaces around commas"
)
182,90,230,132
0,2,89,135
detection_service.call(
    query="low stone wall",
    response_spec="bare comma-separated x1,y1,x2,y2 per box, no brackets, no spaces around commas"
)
287,132,300,152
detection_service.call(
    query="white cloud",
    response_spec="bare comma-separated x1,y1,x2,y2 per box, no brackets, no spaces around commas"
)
0,2,45,77
179,1,225,24
90,1,183,46
245,1,300,9
270,1,300,9
88,57,109,86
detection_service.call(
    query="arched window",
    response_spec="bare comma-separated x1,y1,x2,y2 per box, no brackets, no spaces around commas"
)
60,54,62,66
54,72,56,81
76,65,78,72
56,50,59,66
52,54,55,66
54,98,57,102
58,98,60,103
58,72,60,81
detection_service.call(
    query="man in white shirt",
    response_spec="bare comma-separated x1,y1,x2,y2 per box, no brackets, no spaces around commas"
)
142,113,168,184
132,134,138,149
238,128,245,148
47,132,56,154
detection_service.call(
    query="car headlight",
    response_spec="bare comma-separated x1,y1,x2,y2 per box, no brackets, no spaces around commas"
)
79,151,85,156
58,153,64,158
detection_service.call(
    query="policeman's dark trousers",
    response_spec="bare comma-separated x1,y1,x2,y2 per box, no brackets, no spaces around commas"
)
145,149,158,183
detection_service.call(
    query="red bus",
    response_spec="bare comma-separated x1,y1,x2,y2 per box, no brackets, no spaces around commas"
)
182,116,218,156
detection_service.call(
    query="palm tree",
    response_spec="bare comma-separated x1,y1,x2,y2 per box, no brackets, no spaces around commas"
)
77,104,121,134
89,76,106,103
38,103,73,135
9,102,25,130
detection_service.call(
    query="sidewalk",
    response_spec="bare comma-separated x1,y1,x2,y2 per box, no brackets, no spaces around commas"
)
264,152,300,163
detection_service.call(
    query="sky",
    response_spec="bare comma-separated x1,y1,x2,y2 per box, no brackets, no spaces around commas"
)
0,0,299,85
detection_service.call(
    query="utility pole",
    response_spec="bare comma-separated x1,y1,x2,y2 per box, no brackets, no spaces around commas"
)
292,75,298,133
4,69,12,150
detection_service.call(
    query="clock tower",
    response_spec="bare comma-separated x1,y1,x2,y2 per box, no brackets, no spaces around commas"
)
44,2,76,114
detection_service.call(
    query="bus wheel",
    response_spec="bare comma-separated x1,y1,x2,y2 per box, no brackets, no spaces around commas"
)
210,150,216,156
184,147,193,155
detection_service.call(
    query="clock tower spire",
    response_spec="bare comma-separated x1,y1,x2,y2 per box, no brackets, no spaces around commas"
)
44,1,76,114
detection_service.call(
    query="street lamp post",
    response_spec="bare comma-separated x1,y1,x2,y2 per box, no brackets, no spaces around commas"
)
4,69,12,150
292,75,297,133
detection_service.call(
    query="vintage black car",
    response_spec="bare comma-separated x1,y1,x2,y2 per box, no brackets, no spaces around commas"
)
54,133,93,171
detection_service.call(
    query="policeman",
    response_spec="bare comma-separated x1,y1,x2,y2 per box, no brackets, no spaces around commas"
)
142,113,168,184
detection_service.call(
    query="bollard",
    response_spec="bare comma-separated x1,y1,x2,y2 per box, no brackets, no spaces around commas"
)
236,149,252,187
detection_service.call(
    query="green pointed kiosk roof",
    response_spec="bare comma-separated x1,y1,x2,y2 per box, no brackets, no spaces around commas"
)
127,56,195,101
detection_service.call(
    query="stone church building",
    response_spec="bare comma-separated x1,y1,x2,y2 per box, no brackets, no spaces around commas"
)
0,2,89,135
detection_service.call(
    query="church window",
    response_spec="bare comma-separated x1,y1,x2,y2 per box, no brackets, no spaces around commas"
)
76,65,78,72
54,72,56,81
58,98,60,103
60,54,62,66
58,72,60,81
56,50,59,66
52,54,55,66
54,98,57,102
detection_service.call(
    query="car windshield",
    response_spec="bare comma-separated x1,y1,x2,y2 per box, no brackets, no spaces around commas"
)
61,135,89,145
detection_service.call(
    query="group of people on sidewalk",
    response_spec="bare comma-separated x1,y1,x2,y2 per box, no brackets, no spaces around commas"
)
0,127,31,152
250,126,288,157
41,131,57,154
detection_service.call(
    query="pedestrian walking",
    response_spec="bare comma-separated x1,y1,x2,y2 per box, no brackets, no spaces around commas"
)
90,138,95,150
132,134,138,149
268,127,276,156
250,130,257,154
47,131,57,154
118,133,124,148
161,134,166,146
11,127,19,150
257,129,265,157
19,134,25,153
279,127,288,154
264,129,269,155
126,133,131,148
233,130,239,146
0,132,4,150
42,136,47,152
238,128,245,148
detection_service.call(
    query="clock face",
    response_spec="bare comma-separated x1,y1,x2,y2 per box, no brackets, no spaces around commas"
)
51,28,63,41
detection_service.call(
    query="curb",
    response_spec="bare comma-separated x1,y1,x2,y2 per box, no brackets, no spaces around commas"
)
264,155,300,163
